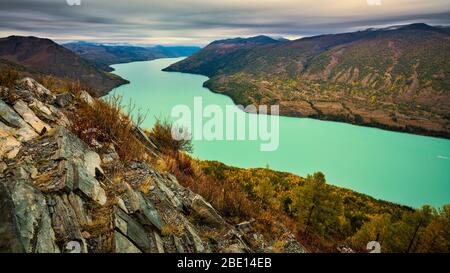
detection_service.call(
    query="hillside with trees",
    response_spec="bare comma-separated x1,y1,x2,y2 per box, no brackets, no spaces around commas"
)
165,24,450,138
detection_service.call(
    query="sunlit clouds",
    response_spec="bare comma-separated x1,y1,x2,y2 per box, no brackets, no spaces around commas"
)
0,0,449,45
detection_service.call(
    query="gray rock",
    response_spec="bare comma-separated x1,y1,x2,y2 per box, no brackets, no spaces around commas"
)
114,231,142,253
173,235,185,253
114,207,153,253
4,178,59,253
0,129,21,159
50,127,106,205
84,151,104,178
67,192,92,227
116,197,129,214
121,183,141,213
0,99,24,128
79,90,94,105
16,78,55,103
72,158,106,206
0,182,25,253
185,223,205,253
153,232,164,253
154,177,183,211
29,98,57,122
51,194,84,243
55,92,73,108
135,193,164,231
52,126,89,160
191,195,225,228
0,99,38,141
222,243,247,253
13,99,51,134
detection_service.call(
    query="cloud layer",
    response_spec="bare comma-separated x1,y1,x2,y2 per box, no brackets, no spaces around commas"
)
0,0,449,45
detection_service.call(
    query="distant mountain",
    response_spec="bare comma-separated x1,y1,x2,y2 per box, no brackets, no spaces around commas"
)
0,36,128,96
63,42,201,71
165,24,450,138
164,35,281,77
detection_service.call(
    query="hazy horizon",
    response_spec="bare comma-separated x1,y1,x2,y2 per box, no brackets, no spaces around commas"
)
0,0,449,46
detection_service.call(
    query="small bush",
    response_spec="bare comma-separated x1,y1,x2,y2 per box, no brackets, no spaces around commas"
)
148,118,193,155
70,95,147,162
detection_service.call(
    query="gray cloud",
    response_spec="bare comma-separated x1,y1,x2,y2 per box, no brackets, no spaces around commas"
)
0,0,449,45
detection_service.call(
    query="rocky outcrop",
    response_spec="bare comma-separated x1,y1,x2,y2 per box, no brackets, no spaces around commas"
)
0,77,306,253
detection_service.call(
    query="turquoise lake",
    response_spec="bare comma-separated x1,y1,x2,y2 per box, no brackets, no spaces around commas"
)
109,58,450,208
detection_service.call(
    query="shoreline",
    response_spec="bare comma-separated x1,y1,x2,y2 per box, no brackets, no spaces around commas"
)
109,59,450,208
162,65,450,140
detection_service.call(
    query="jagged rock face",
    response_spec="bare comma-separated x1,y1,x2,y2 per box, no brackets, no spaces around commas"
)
0,77,306,253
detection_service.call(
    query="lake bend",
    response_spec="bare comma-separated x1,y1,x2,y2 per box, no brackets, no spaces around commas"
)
109,58,450,208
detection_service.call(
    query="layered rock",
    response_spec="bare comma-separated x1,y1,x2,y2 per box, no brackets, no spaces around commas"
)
0,77,306,253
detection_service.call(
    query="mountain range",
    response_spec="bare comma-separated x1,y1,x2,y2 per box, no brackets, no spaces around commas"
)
165,23,450,138
0,36,129,96
63,42,200,71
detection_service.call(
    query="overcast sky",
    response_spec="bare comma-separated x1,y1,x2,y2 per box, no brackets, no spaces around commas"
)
0,0,449,45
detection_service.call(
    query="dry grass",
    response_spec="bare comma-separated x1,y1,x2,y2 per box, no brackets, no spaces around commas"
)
0,68,20,88
138,177,153,194
161,223,185,237
38,75,98,96
69,95,147,162
156,151,255,222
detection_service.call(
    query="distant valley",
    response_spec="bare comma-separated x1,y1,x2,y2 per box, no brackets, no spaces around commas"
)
0,36,129,96
0,36,201,96
63,41,201,72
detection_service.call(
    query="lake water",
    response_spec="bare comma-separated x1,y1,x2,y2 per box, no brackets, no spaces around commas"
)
109,58,450,208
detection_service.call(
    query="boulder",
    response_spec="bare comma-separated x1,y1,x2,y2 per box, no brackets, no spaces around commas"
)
72,158,106,205
154,176,183,211
84,151,104,178
3,177,59,253
135,193,164,231
16,78,55,104
50,194,84,243
79,90,95,105
0,99,37,141
191,195,225,228
55,92,73,108
113,231,142,253
185,223,205,253
52,126,89,160
29,98,57,122
114,208,153,253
